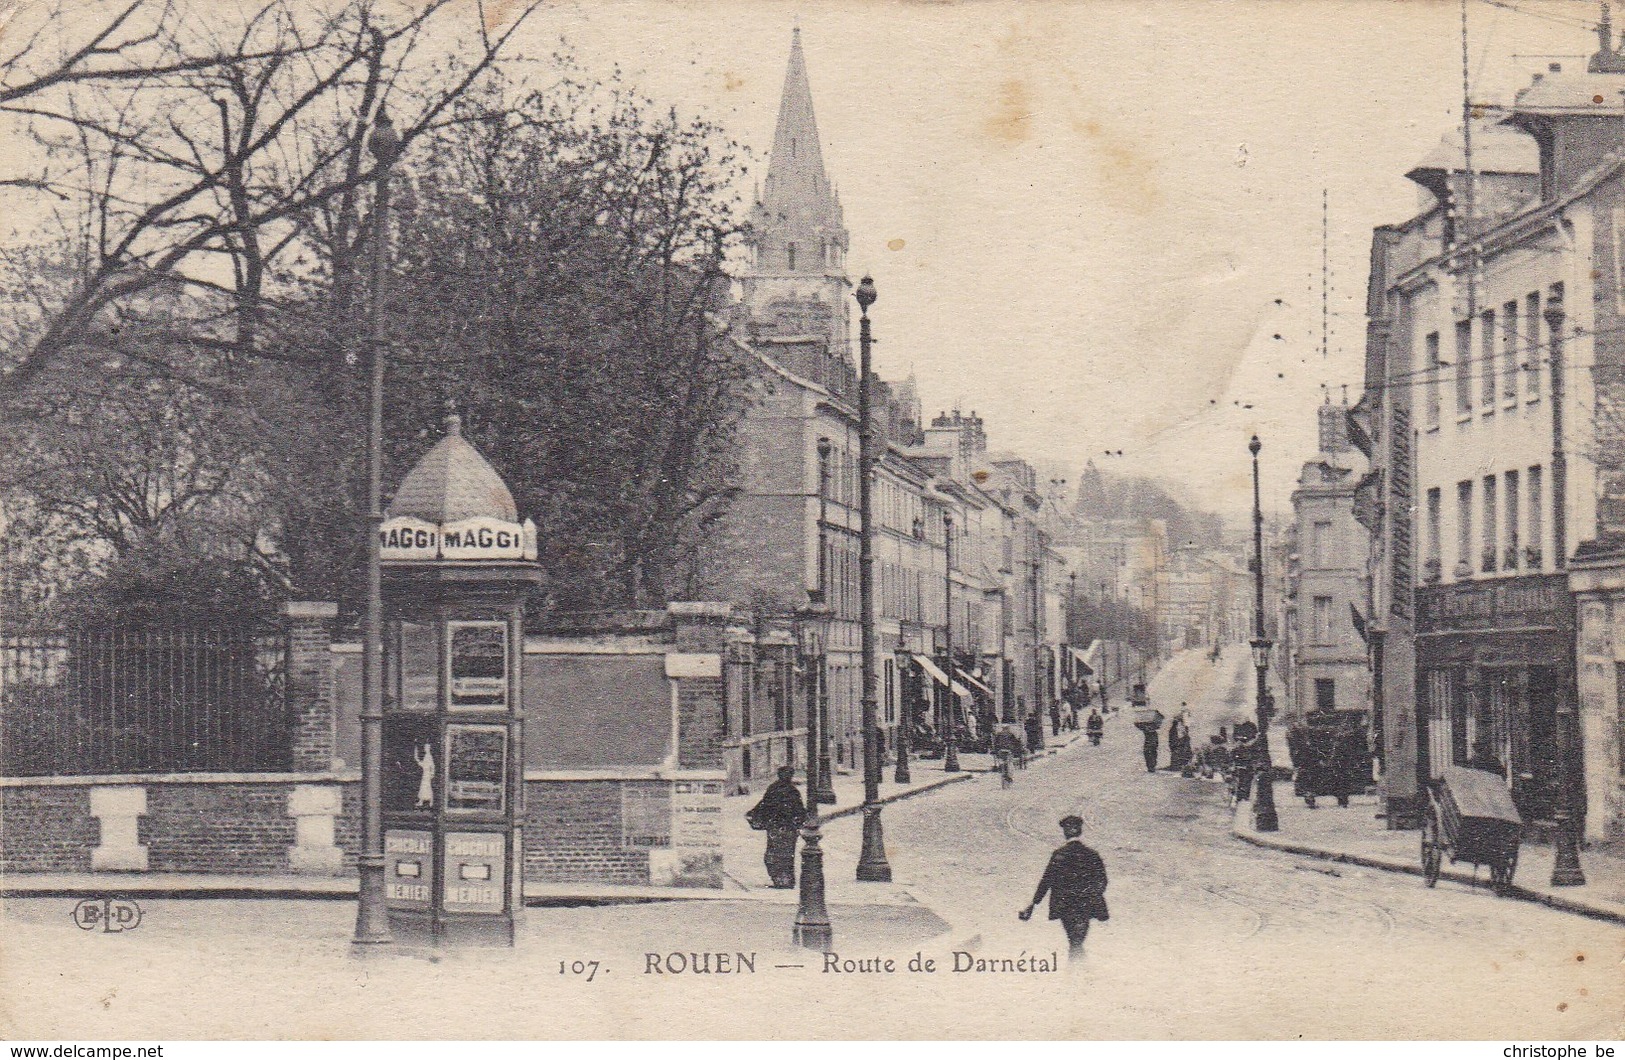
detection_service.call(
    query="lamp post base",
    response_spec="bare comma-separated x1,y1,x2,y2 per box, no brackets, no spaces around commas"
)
352,857,394,949
1550,813,1586,887
1252,775,1280,833
943,742,960,773
816,751,836,805
793,824,834,949
855,804,892,882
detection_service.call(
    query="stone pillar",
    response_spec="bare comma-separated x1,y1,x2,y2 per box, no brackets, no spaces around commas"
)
287,784,346,874
667,603,731,773
283,602,339,773
89,786,147,871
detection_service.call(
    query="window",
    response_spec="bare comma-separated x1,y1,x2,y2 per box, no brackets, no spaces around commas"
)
1502,300,1520,401
1481,309,1497,407
1312,595,1334,643
1425,331,1442,428
1311,520,1333,567
786,242,797,271
1315,678,1336,713
1426,487,1442,578
1455,320,1473,415
1526,291,1542,401
1457,480,1474,577
1482,475,1498,573
1504,470,1520,570
1527,465,1544,568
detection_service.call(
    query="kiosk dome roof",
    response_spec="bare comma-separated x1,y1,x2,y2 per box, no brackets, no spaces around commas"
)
388,411,518,524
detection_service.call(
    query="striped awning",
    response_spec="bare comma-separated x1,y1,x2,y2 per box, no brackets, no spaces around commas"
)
1066,646,1096,675
955,668,994,698
913,654,970,698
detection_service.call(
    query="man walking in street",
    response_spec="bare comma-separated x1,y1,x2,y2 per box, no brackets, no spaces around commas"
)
1020,815,1109,960
746,766,806,888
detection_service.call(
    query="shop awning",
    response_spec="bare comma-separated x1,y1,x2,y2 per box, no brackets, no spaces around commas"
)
1066,646,1095,675
955,668,994,698
913,654,970,698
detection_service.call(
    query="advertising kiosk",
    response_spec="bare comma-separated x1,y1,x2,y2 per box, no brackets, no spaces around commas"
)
377,411,542,946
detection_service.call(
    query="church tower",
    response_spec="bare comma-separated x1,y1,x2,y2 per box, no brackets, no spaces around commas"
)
743,29,852,374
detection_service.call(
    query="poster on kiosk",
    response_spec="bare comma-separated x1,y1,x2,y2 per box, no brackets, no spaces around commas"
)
382,608,525,947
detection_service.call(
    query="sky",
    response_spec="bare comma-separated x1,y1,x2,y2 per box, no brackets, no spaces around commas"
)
506,0,1612,520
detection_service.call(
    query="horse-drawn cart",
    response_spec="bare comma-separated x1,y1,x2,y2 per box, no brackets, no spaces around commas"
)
1420,765,1524,896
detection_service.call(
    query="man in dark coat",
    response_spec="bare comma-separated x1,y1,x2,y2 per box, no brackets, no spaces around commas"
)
1020,815,1109,959
748,766,806,888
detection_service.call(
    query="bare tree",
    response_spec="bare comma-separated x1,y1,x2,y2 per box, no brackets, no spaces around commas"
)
0,0,540,401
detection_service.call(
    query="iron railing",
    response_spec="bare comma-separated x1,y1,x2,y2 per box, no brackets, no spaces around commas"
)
0,625,288,777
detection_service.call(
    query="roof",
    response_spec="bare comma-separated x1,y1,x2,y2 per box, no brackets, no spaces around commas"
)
1405,121,1538,184
388,411,518,524
1508,71,1625,118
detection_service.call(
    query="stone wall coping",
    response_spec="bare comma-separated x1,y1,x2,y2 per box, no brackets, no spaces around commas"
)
283,601,339,620
523,638,668,656
523,769,727,782
1,771,360,788
666,602,734,619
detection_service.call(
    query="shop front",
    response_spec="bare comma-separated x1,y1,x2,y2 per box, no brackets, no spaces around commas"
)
1415,574,1577,828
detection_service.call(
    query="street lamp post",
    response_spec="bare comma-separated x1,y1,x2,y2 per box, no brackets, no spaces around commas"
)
353,104,399,950
854,276,892,883
813,437,837,806
1249,435,1281,833
943,512,960,773
1544,294,1586,886
894,629,912,783
793,600,833,949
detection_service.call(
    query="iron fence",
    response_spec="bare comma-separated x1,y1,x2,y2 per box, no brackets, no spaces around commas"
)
0,625,289,777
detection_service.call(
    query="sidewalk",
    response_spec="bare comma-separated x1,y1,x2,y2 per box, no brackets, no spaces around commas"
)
1232,792,1625,925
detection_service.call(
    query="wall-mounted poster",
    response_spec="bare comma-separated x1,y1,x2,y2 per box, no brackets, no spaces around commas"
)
447,620,508,709
444,723,507,815
382,713,440,814
385,620,439,712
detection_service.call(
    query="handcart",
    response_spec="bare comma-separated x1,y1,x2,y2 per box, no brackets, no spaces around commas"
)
1420,765,1524,896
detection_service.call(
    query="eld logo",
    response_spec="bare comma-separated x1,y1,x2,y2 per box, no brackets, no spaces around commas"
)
71,896,143,933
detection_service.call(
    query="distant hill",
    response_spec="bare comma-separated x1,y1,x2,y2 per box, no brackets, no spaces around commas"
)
1072,461,1226,551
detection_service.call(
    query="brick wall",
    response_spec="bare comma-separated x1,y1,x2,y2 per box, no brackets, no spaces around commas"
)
0,786,94,872
522,780,649,884
143,783,298,873
284,602,338,772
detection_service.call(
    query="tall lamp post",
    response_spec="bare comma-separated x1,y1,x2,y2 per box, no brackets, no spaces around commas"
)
812,437,837,806
793,598,833,949
943,511,960,773
1544,294,1586,886
854,275,892,882
1248,434,1280,833
353,104,398,950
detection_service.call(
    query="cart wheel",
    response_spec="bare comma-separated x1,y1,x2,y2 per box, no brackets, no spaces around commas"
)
1421,809,1442,888
1492,849,1519,897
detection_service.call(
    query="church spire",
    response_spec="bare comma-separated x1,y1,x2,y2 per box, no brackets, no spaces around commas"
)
752,28,847,276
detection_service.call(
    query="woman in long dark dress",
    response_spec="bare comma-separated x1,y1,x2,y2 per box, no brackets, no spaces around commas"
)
748,766,806,888
1167,709,1193,772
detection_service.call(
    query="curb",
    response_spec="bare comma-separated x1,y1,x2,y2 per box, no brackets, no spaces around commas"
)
822,771,976,822
1231,819,1625,927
